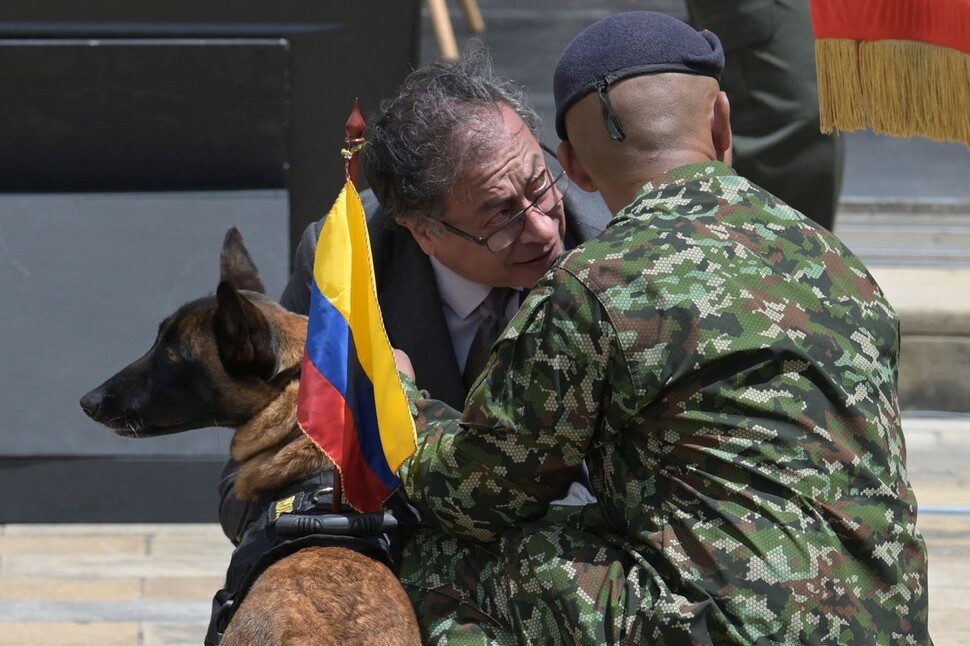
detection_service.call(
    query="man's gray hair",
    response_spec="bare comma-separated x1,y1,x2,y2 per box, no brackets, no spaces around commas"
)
362,48,542,224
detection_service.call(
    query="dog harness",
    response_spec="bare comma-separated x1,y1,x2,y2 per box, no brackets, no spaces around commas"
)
204,470,412,645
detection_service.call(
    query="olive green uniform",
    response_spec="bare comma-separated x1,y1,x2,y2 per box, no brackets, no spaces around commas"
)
399,161,930,644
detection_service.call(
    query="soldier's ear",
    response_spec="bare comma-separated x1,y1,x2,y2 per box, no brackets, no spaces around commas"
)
711,90,732,164
557,140,598,193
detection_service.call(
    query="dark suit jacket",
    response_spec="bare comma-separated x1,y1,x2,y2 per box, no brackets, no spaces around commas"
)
279,188,612,409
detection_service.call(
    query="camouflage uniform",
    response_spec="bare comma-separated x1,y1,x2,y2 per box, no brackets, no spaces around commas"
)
398,161,931,644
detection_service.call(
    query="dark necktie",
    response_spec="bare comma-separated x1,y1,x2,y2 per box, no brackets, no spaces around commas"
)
462,288,514,389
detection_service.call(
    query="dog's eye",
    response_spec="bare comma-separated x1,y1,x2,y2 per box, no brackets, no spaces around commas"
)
164,347,181,363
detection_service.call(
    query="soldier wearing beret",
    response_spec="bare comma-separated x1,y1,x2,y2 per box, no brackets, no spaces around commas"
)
395,11,931,643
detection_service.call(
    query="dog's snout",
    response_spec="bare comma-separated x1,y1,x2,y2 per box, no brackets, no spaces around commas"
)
80,389,104,420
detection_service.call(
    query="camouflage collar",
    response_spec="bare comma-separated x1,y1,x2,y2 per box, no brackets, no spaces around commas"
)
638,160,736,198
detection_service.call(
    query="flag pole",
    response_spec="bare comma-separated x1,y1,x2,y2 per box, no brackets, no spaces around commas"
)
330,98,366,513
344,98,366,185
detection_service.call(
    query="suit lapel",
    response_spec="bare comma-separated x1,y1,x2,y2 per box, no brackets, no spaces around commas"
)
374,225,467,410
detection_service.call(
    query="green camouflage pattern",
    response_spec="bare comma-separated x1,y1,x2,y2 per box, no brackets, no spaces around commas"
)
398,161,931,644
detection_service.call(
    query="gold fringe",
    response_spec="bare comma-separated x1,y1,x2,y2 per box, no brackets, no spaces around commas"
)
816,39,867,134
816,38,970,147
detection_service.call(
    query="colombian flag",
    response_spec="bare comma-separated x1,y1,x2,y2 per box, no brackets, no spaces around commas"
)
296,180,417,512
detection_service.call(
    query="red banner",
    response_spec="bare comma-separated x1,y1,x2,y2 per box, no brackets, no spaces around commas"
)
811,0,970,54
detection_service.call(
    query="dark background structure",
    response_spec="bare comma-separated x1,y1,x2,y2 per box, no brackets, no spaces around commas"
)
0,0,421,522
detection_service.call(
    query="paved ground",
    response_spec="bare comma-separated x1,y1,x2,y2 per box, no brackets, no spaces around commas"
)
0,413,965,645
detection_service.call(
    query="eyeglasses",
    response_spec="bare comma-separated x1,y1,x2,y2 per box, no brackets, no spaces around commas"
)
438,169,569,253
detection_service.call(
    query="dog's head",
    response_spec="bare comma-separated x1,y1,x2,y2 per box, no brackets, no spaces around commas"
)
80,228,307,438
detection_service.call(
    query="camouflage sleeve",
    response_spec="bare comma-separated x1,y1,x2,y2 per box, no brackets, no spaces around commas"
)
399,271,618,542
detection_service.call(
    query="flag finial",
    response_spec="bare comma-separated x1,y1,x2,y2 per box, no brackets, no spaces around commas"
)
344,98,367,186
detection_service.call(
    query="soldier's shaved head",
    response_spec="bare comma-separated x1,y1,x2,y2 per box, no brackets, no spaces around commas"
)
558,73,731,214
552,11,733,213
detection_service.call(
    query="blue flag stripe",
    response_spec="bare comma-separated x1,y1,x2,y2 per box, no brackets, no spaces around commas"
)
305,283,400,491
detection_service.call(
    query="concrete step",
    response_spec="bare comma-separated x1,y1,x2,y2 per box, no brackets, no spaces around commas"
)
869,266,970,413
835,199,970,267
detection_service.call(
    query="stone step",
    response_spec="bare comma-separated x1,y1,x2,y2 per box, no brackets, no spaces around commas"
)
835,199,970,267
868,266,970,412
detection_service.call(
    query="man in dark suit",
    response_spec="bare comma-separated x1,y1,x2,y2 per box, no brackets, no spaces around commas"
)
280,170,609,411
218,50,610,543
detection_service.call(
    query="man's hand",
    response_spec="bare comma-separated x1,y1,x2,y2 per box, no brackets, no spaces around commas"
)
393,348,415,380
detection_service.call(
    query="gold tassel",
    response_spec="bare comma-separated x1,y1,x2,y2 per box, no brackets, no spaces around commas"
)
816,38,867,134
817,38,970,147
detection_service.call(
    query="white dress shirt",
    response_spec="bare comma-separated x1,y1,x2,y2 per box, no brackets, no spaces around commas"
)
428,257,521,375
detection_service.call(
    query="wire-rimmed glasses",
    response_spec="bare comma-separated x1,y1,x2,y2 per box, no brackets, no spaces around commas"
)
437,169,569,253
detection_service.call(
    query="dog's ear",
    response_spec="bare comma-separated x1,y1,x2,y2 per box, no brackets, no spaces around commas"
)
214,281,277,381
220,227,266,294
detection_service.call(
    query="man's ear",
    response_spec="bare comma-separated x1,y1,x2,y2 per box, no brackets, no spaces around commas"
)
396,218,440,256
557,140,598,193
712,90,732,164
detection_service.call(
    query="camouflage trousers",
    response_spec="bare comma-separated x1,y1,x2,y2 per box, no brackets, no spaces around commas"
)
398,514,645,646
398,517,929,646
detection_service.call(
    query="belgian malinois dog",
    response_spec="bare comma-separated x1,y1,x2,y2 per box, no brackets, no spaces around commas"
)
80,228,420,645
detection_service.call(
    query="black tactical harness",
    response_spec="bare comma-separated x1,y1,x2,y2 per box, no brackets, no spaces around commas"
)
204,470,411,645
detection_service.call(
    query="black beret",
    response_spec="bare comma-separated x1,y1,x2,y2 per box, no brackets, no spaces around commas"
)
554,11,724,141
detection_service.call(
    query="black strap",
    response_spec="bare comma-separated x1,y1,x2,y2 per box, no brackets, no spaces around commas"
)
595,78,626,141
205,472,415,645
